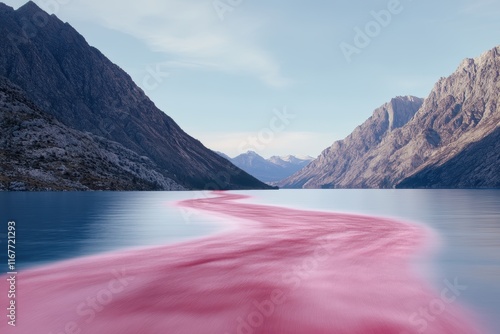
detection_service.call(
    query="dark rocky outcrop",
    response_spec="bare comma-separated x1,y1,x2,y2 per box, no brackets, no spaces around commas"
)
397,127,500,188
0,77,184,191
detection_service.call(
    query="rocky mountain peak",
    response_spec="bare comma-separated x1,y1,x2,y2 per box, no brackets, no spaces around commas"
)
456,46,500,73
279,45,500,189
271,155,313,164
458,58,475,72
246,151,260,157
387,96,424,131
474,45,500,67
421,45,499,132
346,95,423,151
233,151,267,164
16,0,42,14
0,2,13,13
0,1,271,190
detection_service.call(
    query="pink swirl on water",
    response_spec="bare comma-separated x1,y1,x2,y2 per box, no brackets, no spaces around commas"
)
0,192,483,333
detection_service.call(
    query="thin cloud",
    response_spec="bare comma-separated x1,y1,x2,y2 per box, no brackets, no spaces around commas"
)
196,131,334,158
460,0,500,16
56,0,291,88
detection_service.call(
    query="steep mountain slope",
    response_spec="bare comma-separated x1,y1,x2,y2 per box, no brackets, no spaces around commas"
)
281,46,500,189
0,1,270,190
397,127,500,188
279,96,424,188
0,77,183,191
215,151,232,161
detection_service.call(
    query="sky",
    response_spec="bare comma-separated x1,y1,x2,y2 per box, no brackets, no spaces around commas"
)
3,0,500,158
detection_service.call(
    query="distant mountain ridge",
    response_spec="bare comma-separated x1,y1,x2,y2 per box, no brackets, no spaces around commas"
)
269,155,314,167
0,1,271,190
280,46,500,189
217,151,313,183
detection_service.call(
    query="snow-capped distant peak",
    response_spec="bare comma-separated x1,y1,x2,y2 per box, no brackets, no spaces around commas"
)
277,155,314,163
246,150,260,156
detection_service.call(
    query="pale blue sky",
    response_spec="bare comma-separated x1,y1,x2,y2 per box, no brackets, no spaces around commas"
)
4,0,500,157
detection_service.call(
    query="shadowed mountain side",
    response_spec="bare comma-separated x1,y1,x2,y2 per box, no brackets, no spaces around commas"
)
0,77,184,191
397,127,500,188
0,1,271,190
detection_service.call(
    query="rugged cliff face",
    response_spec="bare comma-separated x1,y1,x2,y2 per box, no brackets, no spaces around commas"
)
397,127,500,188
397,48,500,188
0,77,185,191
279,96,424,188
280,46,500,189
0,1,271,190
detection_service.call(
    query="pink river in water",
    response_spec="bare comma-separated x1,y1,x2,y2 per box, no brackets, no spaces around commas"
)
0,192,484,333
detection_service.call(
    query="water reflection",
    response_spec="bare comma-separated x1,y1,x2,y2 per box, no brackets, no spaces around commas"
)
239,189,500,331
0,192,226,268
78,192,226,256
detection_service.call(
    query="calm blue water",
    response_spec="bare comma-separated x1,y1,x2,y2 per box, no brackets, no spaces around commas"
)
0,190,499,331
0,192,226,268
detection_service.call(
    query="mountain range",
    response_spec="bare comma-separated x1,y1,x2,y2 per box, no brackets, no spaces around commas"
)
217,151,313,183
279,46,500,189
1,1,498,191
0,1,271,191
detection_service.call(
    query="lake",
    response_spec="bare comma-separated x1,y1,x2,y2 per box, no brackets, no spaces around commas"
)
0,189,499,333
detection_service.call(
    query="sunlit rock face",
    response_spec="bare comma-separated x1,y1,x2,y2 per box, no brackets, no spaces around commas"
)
280,46,500,189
